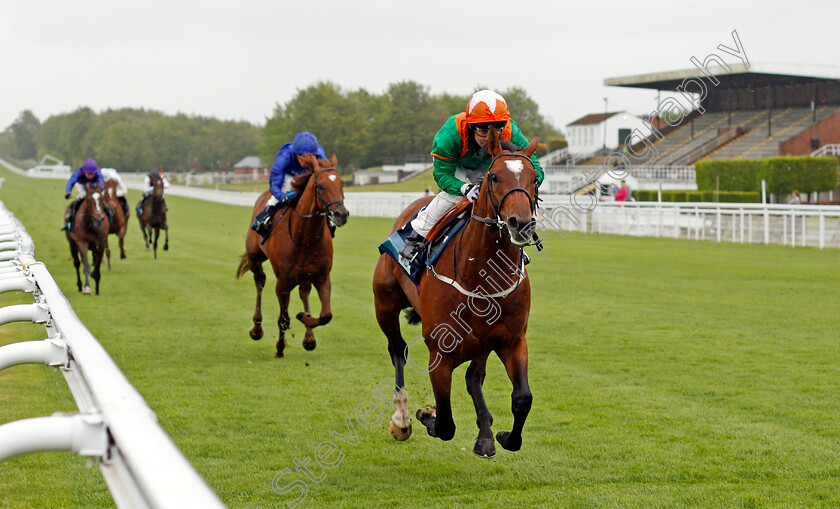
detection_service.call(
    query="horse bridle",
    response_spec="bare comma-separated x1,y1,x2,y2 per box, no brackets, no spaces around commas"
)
290,167,345,220
470,152,537,229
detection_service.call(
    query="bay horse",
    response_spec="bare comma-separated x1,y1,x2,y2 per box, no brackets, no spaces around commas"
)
372,129,539,458
65,181,110,295
137,174,168,258
236,154,350,358
103,180,128,267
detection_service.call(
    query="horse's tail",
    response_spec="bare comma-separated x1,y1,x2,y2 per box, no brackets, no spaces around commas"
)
403,308,422,325
235,253,250,279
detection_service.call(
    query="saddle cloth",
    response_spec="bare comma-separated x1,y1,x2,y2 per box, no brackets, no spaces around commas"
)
378,199,471,284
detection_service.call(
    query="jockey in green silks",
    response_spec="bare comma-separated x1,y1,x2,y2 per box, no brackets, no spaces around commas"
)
400,89,544,266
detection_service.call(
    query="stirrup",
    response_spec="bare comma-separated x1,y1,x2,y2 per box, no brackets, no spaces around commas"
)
400,237,427,268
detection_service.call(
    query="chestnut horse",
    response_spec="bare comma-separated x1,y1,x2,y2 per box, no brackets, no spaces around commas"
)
236,155,350,357
65,181,110,295
103,180,128,267
137,174,168,258
373,129,539,458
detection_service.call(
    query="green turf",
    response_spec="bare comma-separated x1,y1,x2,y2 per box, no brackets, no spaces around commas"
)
1,166,839,508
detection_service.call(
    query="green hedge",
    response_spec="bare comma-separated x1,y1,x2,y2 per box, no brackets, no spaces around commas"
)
548,137,568,151
695,156,839,195
633,190,760,203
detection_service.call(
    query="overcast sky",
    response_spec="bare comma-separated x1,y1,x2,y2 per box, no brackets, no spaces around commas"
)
1,0,837,136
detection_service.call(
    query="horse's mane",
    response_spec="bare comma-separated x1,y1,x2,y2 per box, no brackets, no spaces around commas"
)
479,140,522,159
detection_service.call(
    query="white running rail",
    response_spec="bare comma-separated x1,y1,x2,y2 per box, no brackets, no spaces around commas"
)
0,203,225,508
537,198,840,250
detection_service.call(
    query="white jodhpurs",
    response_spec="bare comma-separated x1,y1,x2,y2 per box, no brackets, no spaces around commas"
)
267,178,296,206
409,190,462,237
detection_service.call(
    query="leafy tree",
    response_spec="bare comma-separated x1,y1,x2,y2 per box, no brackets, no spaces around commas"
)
261,82,372,170
369,81,440,162
94,121,152,170
500,87,562,141
9,110,41,159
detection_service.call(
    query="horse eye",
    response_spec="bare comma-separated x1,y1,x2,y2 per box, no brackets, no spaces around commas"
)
316,184,324,191
489,173,499,183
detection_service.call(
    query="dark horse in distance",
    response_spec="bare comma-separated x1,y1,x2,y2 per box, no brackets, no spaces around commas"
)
236,155,350,357
373,128,540,458
137,173,168,258
65,181,110,295
103,179,128,267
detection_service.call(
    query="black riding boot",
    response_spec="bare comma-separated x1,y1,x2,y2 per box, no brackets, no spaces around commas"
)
63,199,82,231
118,196,129,217
252,203,278,235
399,231,427,267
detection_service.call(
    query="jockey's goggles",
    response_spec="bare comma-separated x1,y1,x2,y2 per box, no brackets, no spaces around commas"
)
471,122,507,135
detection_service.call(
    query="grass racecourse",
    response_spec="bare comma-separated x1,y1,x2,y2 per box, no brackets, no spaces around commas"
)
1,165,840,508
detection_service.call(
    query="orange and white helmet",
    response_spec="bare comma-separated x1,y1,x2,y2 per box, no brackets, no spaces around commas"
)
465,90,510,125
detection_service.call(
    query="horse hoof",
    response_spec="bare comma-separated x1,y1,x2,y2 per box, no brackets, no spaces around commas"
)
473,437,496,458
164,245,169,251
274,351,284,358
296,312,305,321
416,406,436,421
495,430,522,452
82,286,91,295
120,254,126,259
389,420,412,441
249,326,263,340
145,246,150,251
302,339,317,351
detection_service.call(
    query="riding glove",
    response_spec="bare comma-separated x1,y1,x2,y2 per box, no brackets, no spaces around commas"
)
461,184,480,203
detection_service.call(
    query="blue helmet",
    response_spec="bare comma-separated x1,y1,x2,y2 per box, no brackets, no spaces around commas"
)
81,158,100,174
292,132,319,155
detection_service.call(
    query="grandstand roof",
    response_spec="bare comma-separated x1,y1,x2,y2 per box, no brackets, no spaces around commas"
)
567,111,621,126
234,155,262,169
604,62,840,90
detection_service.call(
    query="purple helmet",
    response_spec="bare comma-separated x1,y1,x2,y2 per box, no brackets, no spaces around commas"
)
291,132,319,155
81,158,100,174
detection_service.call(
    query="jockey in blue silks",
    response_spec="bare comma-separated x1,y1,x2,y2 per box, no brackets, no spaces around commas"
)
63,158,105,231
252,131,327,234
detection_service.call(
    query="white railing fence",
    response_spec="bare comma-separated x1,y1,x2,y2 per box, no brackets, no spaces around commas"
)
538,200,840,250
811,144,840,157
0,204,225,508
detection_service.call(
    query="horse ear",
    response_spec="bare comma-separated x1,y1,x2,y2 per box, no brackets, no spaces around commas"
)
330,153,338,168
521,136,539,158
488,127,503,157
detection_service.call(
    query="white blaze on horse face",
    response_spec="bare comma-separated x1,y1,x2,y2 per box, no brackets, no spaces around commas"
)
329,175,337,182
92,193,102,211
505,160,524,182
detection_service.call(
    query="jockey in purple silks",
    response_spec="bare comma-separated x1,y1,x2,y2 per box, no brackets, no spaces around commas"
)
251,131,327,235
63,158,105,231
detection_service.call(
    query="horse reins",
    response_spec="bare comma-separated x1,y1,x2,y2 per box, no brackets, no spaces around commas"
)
425,152,538,300
289,168,344,219
286,168,345,247
470,153,536,229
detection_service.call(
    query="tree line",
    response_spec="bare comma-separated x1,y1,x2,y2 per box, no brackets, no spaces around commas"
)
0,81,562,173
0,107,260,172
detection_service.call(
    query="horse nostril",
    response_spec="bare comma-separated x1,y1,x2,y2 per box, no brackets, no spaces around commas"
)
507,217,520,229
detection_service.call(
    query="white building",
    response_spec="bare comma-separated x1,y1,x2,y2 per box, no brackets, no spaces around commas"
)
566,111,649,156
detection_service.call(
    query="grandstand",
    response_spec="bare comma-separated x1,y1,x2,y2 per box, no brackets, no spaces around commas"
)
604,63,840,164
